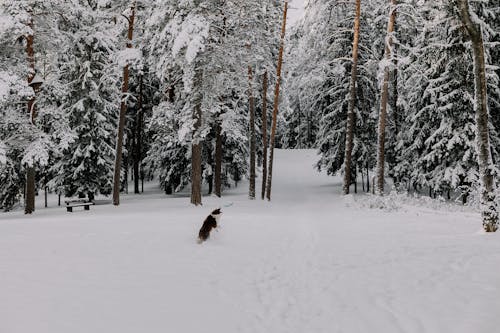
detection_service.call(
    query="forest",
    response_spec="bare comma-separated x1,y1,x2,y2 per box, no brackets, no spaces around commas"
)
2,2,500,332
0,0,499,232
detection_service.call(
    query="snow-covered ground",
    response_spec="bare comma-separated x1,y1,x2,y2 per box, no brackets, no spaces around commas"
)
1,150,499,333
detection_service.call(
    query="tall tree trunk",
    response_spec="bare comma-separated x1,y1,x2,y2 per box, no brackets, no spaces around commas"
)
391,53,399,137
206,141,214,195
191,142,202,205
457,0,498,232
25,14,36,215
366,161,370,193
214,121,223,197
191,68,203,206
164,85,176,195
343,0,362,195
141,165,144,193
375,0,397,195
123,146,128,194
390,53,399,185
133,74,143,194
266,0,288,201
361,166,365,192
261,71,268,200
354,165,358,194
25,168,35,214
113,1,136,206
248,64,256,199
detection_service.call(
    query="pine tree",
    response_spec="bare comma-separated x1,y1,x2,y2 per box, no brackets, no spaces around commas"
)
456,0,498,232
50,2,119,201
343,0,362,195
0,0,60,212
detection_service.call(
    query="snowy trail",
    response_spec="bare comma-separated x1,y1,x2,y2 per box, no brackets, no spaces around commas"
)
1,149,500,333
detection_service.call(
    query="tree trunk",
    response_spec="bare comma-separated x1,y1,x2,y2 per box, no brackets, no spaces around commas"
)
390,59,399,185
25,13,36,215
391,53,399,138
191,68,203,206
361,166,365,192
457,0,498,232
25,168,35,214
141,165,144,193
366,161,370,193
214,121,223,197
123,146,129,194
261,71,268,200
266,0,288,201
248,64,256,199
343,0,361,195
191,142,202,206
133,74,143,194
113,1,136,206
354,165,358,194
375,0,397,195
207,173,213,195
206,141,214,195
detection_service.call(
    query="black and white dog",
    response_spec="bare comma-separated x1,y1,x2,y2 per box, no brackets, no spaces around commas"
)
197,208,222,243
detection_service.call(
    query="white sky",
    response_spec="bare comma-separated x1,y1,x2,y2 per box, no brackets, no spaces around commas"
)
288,0,307,26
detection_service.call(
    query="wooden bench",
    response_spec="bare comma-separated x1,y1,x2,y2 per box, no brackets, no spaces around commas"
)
65,200,95,212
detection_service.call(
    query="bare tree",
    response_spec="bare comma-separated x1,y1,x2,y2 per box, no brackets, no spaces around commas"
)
343,0,362,195
456,0,498,232
375,0,397,195
113,1,136,206
266,0,288,201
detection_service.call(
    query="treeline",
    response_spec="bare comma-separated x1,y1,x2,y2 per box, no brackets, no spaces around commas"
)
0,0,288,212
284,0,499,231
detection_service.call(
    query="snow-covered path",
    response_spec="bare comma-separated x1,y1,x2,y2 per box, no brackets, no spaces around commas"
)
1,150,499,333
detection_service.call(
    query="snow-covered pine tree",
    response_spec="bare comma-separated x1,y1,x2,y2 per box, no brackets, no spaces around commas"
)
0,0,64,212
49,1,119,201
391,1,481,203
0,16,31,210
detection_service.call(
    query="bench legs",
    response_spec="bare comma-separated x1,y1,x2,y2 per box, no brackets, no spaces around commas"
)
84,205,90,210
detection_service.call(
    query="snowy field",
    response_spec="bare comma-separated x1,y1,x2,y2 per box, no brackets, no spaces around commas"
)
1,149,499,333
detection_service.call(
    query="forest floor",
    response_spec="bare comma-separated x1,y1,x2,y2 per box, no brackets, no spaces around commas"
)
1,149,500,333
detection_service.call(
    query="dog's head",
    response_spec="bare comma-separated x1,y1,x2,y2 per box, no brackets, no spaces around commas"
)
211,208,222,216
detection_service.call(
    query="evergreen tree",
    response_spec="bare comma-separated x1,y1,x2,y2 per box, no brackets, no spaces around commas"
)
50,2,119,200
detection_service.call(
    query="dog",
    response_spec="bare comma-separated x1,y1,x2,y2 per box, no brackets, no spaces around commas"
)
197,208,222,243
